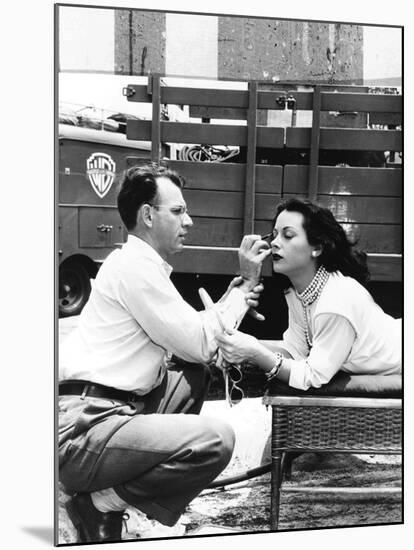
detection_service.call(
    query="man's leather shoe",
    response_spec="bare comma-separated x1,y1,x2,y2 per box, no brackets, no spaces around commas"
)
66,493,124,543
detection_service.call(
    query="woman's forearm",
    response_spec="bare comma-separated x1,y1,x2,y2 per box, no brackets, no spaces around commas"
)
259,340,293,358
216,331,292,384
251,341,292,384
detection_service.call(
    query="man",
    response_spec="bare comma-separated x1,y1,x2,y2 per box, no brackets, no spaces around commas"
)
58,164,270,543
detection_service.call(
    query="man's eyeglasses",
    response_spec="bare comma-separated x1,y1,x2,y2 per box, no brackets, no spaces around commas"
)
149,204,189,217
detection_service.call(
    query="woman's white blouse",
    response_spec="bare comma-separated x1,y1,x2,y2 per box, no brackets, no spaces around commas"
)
279,272,401,390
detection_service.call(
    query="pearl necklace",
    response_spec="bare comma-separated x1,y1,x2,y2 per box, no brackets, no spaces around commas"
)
296,265,330,349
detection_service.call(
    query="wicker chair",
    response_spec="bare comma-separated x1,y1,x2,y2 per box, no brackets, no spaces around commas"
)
263,372,402,530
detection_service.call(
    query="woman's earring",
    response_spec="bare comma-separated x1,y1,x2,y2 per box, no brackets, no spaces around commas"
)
312,251,317,257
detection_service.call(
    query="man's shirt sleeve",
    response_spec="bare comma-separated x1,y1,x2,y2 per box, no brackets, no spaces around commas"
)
116,257,248,364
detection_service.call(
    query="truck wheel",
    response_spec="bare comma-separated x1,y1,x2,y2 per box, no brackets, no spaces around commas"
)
59,261,91,317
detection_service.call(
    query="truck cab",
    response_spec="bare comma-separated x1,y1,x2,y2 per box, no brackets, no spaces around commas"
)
58,121,152,316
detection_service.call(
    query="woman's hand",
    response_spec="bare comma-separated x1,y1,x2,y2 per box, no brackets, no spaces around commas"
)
216,329,261,364
220,276,265,321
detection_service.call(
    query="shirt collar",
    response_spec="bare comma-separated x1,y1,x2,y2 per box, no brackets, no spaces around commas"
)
125,234,173,276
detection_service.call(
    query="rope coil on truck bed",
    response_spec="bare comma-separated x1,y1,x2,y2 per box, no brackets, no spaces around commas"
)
178,144,239,162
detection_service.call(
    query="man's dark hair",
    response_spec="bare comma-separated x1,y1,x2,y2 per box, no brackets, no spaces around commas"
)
117,163,185,230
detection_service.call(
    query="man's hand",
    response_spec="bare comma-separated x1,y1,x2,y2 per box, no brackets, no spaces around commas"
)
220,276,265,321
216,328,261,364
238,235,271,285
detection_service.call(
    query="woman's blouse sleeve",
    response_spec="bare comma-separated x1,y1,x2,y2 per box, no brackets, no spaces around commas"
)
285,313,356,390
279,305,310,359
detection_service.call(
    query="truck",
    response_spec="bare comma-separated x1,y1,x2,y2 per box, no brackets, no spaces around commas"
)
58,76,402,339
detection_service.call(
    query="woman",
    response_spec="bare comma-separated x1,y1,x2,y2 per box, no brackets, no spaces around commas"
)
216,198,401,390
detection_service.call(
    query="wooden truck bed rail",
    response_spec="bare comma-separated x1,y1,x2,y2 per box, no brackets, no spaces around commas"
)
124,77,402,281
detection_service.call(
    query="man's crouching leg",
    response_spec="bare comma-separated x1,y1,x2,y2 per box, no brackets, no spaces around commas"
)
66,414,235,541
110,413,236,530
69,414,235,541
60,363,234,541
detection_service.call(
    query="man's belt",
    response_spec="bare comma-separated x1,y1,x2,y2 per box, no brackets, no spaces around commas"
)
59,380,143,403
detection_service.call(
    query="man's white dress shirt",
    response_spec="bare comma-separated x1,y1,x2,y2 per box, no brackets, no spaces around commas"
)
60,235,249,394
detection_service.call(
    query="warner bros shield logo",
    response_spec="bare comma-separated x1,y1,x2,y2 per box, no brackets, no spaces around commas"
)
86,152,116,199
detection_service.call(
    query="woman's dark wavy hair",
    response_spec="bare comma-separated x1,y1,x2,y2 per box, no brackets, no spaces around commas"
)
274,198,370,287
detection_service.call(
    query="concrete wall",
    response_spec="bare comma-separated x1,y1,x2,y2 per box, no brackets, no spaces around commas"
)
113,11,363,83
217,19,363,83
114,10,165,75
57,6,401,86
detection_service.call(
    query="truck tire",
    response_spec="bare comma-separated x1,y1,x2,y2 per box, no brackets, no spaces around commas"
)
59,260,91,317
